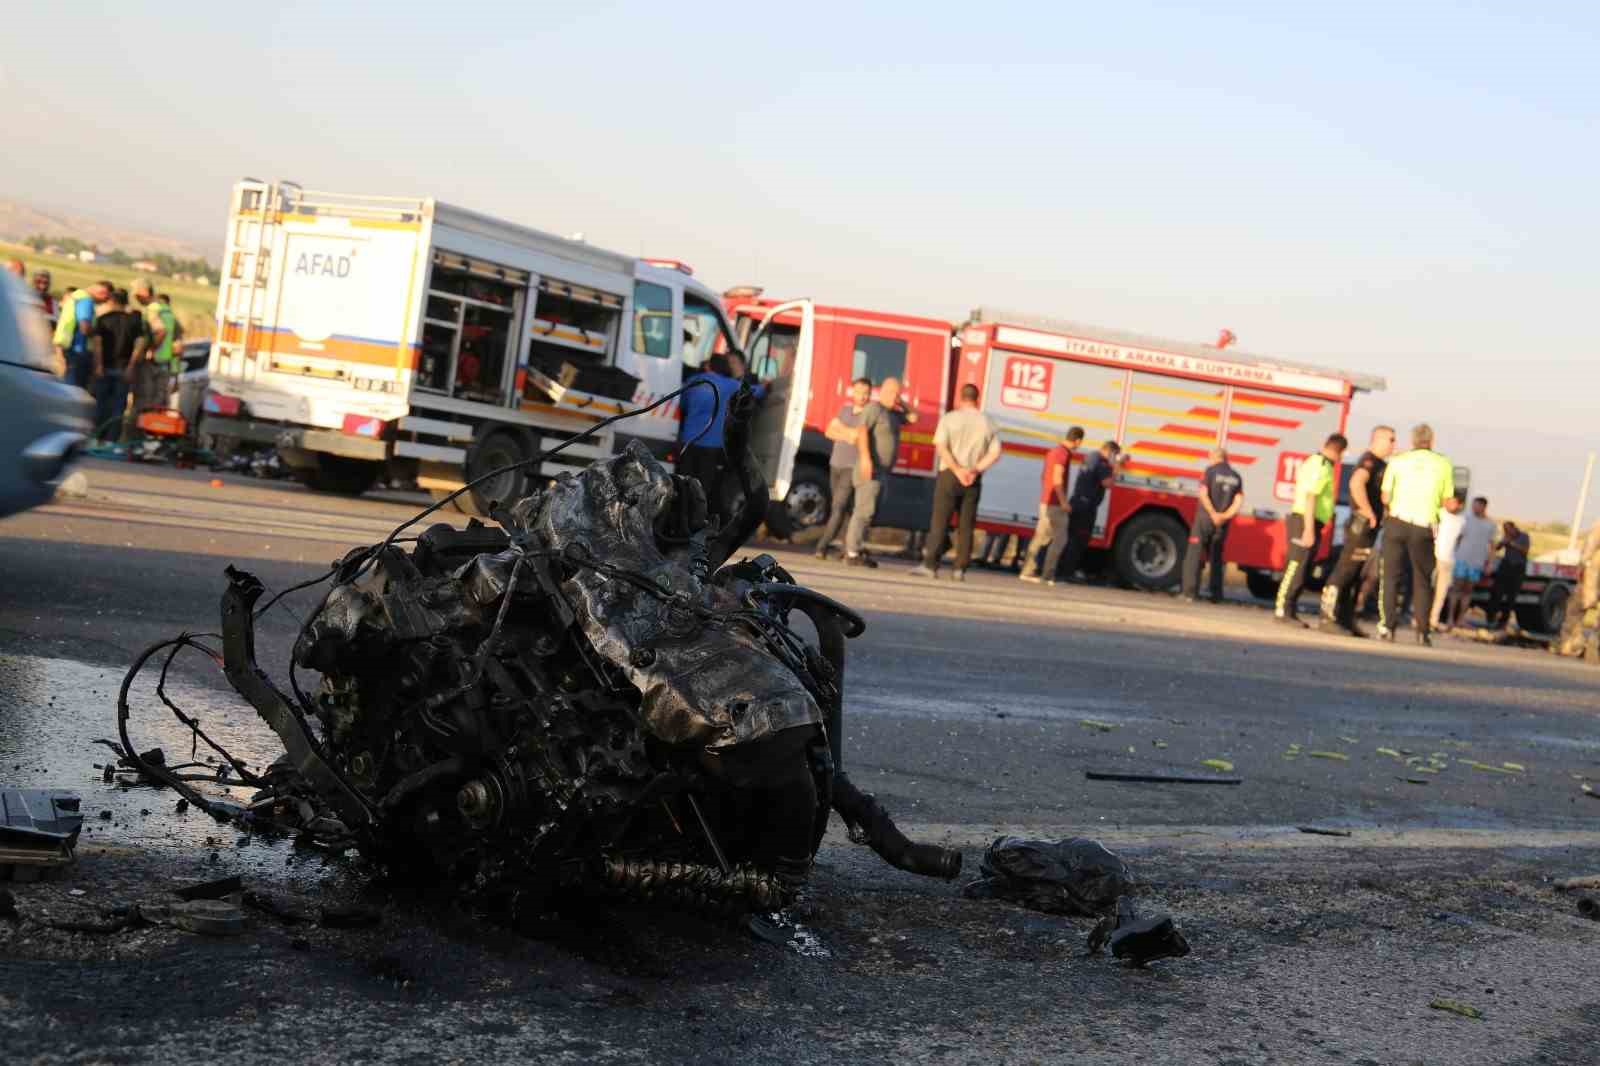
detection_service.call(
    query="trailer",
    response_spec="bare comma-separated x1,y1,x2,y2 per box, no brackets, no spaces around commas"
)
202,180,760,514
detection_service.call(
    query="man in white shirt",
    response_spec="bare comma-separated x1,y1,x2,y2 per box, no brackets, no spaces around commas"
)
1430,496,1465,632
1446,496,1495,629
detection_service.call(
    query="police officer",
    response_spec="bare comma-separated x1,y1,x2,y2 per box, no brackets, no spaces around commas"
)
1180,446,1243,603
1318,426,1395,636
1275,433,1348,625
1377,423,1455,645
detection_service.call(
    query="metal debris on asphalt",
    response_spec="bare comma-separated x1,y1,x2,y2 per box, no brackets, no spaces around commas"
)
1296,826,1353,837
964,836,1133,917
1429,998,1484,1020
1086,896,1191,967
173,875,243,902
0,789,85,882
1084,769,1242,785
1555,875,1600,891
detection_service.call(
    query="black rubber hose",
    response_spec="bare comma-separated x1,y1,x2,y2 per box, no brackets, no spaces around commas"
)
831,771,962,880
379,756,467,811
780,592,849,769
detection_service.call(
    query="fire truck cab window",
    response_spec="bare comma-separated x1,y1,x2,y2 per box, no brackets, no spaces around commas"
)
632,281,672,358
747,322,799,381
417,261,520,402
852,333,907,385
682,293,734,371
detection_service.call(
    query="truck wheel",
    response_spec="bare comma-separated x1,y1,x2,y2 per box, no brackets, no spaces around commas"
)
1516,581,1570,634
1244,569,1280,602
295,455,380,496
784,464,830,530
1113,512,1187,590
463,431,534,517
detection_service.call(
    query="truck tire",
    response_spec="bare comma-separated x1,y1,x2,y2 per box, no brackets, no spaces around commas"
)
1244,569,1280,602
784,464,830,531
463,430,535,517
1113,512,1187,591
1516,581,1570,634
295,454,380,496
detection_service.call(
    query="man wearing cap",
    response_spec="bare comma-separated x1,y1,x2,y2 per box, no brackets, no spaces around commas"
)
1275,433,1348,625
1181,445,1244,603
1378,423,1455,645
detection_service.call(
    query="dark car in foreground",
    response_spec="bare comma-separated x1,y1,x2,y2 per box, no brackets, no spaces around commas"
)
0,274,94,517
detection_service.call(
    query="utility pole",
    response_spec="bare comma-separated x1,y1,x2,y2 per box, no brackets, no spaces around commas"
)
1570,451,1595,553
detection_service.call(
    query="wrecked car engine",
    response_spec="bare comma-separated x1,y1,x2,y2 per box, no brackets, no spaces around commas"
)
117,384,959,921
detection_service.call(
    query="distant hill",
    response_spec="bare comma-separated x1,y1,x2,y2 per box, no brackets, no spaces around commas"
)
0,197,216,263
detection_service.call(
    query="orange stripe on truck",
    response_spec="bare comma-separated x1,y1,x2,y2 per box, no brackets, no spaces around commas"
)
221,321,420,370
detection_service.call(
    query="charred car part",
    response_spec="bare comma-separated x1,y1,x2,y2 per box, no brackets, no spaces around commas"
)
119,380,960,919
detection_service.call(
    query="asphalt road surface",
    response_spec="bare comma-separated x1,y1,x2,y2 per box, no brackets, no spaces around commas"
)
2,459,1597,1065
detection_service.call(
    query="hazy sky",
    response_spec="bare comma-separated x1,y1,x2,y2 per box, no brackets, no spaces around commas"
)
4,1,1596,520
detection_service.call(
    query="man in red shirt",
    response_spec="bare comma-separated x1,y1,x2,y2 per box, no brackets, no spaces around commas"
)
1020,426,1084,585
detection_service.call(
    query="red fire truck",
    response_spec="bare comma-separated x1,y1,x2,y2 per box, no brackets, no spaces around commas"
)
725,294,1387,592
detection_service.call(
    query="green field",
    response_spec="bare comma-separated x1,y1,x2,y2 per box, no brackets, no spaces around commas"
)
2,240,217,339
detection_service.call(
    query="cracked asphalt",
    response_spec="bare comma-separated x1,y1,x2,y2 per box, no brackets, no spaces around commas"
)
2,459,1597,1065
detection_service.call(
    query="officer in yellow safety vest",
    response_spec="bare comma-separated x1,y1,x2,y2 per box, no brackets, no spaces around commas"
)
52,280,110,387
1377,423,1456,646
1275,433,1349,626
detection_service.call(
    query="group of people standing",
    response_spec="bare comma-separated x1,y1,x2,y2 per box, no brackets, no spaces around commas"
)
1272,422,1523,646
4,258,182,440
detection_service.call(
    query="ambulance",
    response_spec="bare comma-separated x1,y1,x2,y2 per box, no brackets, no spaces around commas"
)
201,179,785,514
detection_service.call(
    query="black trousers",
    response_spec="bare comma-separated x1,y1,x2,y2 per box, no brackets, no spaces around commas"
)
1381,518,1437,633
1319,516,1377,627
1180,513,1230,600
1274,514,1325,617
923,470,983,570
816,466,856,550
1487,564,1526,627
1056,510,1098,581
677,445,724,513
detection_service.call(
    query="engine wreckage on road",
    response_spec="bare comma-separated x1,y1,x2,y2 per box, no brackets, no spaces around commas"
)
118,385,961,923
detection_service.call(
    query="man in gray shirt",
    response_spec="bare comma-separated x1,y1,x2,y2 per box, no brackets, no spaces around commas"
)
844,376,916,567
910,383,1002,581
815,376,871,559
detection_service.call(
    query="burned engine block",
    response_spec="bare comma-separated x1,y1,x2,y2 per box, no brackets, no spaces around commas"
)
218,440,959,917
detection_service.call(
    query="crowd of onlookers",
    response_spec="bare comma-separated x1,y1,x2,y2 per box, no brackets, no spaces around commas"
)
675,366,1543,645
5,257,183,441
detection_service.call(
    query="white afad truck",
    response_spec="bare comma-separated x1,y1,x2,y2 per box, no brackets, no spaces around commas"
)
203,180,802,514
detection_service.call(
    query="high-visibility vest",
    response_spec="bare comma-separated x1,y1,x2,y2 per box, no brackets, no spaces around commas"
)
52,288,90,349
